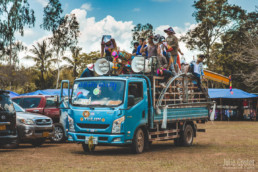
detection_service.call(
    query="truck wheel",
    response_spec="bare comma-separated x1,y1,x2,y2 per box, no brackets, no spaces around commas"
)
31,138,46,147
82,143,95,153
50,123,65,143
132,128,145,154
174,138,183,146
182,124,194,147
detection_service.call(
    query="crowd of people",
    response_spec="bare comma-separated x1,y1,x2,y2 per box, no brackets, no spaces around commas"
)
81,26,206,90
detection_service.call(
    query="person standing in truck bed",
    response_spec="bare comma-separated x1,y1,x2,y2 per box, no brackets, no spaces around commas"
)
164,27,179,73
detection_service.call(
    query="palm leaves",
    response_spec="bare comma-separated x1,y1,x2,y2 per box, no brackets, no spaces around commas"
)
24,40,54,89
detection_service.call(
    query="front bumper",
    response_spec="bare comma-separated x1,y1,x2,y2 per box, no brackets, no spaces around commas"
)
17,124,54,141
0,134,17,145
68,132,132,145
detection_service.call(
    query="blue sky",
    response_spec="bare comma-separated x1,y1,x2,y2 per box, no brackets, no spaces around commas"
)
17,0,257,66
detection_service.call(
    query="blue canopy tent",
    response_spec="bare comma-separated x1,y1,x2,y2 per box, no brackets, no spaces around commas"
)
20,89,70,96
208,89,257,121
7,91,20,98
208,89,258,99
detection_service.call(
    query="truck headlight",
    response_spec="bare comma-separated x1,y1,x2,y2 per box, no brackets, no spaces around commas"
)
112,116,125,133
68,115,75,132
20,119,35,125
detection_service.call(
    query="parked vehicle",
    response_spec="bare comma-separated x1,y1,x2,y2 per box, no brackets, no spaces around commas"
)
13,102,54,147
60,74,213,154
0,90,17,147
12,95,65,142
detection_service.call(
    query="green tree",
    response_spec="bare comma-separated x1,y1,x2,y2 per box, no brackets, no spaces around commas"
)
50,14,80,88
0,0,35,65
210,9,258,91
25,40,54,89
41,0,63,32
181,0,245,67
62,46,82,78
131,23,154,45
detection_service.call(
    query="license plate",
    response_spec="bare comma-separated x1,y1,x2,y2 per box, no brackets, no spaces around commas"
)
0,125,6,130
42,132,49,137
85,136,98,145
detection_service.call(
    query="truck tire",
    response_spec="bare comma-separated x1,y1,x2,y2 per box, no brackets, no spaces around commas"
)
131,128,145,154
182,124,194,147
82,143,95,153
31,138,46,147
174,138,183,146
50,123,65,143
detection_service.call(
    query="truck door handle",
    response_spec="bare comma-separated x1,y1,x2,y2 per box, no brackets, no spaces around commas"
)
142,111,145,118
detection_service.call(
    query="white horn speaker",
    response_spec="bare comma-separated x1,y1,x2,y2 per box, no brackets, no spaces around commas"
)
94,58,113,75
131,56,157,73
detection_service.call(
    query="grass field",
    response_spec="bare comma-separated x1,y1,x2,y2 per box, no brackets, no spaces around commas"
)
0,122,257,172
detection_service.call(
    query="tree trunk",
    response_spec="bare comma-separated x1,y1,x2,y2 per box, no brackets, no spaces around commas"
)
56,60,60,89
41,70,45,89
9,40,12,65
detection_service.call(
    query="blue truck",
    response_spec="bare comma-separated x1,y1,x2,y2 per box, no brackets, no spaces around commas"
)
60,73,212,153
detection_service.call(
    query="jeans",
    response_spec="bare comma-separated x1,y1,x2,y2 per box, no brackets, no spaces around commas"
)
157,70,173,83
80,68,94,78
193,72,202,91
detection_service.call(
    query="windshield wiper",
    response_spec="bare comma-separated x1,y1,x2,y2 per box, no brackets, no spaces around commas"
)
86,104,115,110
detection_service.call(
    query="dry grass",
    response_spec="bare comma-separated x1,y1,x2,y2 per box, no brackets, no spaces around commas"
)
0,122,258,172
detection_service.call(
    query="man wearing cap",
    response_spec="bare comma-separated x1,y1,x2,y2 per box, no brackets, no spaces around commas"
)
80,64,94,78
164,27,179,72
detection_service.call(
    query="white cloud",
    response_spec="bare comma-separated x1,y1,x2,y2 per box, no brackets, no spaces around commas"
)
70,9,134,53
36,0,48,7
133,8,140,12
81,3,93,11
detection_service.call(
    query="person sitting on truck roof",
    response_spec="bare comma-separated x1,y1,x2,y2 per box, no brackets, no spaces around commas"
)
155,34,173,88
132,42,139,56
80,64,94,78
140,35,157,59
136,38,148,57
101,35,117,62
190,54,205,91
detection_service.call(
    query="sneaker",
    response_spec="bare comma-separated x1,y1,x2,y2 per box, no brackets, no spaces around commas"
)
159,83,166,88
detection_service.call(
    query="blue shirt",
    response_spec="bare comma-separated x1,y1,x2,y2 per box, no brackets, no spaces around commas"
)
136,45,148,57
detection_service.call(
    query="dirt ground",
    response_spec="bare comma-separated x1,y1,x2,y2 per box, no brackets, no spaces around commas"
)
0,121,257,172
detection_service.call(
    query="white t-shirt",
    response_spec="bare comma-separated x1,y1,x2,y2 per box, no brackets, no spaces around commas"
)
194,63,200,74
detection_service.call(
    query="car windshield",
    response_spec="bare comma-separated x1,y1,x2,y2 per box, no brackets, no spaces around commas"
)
13,102,25,112
22,97,41,108
71,80,125,107
0,94,15,112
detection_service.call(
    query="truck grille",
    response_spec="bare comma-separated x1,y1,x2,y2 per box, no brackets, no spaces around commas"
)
77,123,110,129
35,129,53,134
35,119,51,125
77,135,108,141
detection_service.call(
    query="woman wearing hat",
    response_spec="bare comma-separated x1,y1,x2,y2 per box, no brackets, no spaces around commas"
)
101,35,117,62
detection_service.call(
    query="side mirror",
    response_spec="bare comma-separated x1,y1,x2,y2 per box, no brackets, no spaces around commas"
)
128,95,135,108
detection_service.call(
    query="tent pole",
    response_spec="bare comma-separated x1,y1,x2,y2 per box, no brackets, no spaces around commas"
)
220,98,222,121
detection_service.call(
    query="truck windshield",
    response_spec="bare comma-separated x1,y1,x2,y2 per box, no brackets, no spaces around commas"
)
72,80,125,107
0,94,15,112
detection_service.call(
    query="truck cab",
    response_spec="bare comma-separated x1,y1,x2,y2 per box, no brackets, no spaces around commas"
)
0,90,17,146
61,76,150,146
